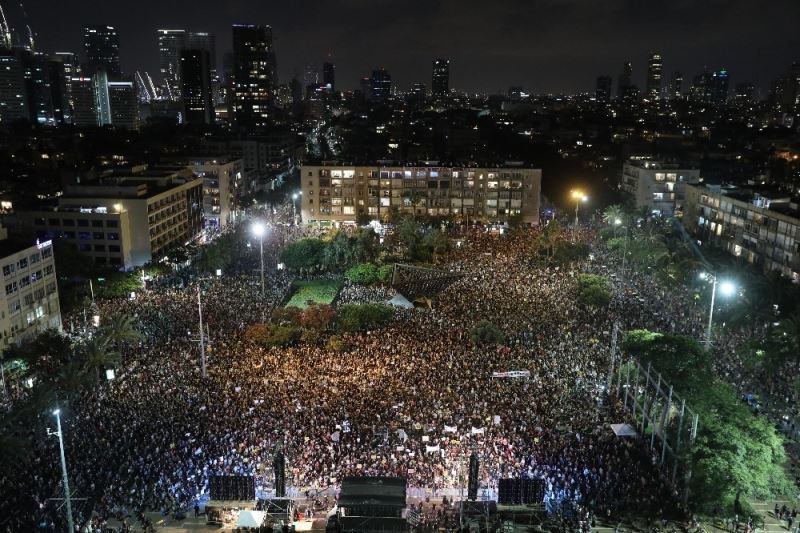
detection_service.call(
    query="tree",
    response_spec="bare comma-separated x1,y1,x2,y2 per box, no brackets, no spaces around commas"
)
602,204,627,226
470,320,505,346
576,273,612,307
338,303,395,332
398,218,422,251
299,304,336,332
101,313,143,350
281,238,326,270
422,229,450,257
623,330,711,392
345,263,380,284
81,335,120,381
538,220,561,258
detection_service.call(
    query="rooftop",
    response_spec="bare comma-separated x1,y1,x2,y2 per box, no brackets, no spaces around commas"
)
0,237,47,259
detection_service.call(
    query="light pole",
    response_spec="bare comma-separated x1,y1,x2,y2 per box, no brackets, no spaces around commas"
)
197,285,207,378
614,218,627,276
252,222,265,297
292,192,302,226
51,408,75,533
571,190,588,227
700,272,735,347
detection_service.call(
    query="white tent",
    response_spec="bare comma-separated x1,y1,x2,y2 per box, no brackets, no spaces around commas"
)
610,423,637,437
236,510,266,529
387,293,414,309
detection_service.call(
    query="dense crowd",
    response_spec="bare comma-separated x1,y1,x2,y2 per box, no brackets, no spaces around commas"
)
1,224,728,531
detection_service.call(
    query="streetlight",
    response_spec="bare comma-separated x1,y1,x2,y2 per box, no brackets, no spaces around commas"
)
614,218,628,275
291,192,303,226
700,272,736,347
571,190,588,227
50,408,75,533
251,222,266,297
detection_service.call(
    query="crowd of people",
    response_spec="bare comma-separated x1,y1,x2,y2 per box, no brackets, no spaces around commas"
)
0,221,770,531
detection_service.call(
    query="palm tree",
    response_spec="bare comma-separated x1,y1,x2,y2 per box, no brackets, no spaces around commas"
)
102,313,144,350
81,335,120,382
602,204,627,226
775,312,800,363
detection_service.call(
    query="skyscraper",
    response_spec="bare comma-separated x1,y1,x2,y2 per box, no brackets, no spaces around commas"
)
595,75,612,102
83,25,121,76
18,50,56,126
157,29,186,101
432,58,449,97
303,63,318,94
733,83,756,108
617,61,632,99
108,79,139,128
709,68,729,105
646,52,662,98
54,52,80,117
783,62,800,113
180,49,212,124
187,32,218,102
322,61,335,92
93,70,111,124
671,71,683,100
231,24,275,129
370,68,391,101
0,54,29,123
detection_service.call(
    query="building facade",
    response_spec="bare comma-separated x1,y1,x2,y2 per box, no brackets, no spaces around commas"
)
646,52,663,98
432,59,449,97
157,29,186,101
231,24,275,129
684,184,800,282
180,49,213,124
0,238,61,348
83,25,121,76
17,167,203,269
300,165,541,225
621,159,700,216
0,54,28,123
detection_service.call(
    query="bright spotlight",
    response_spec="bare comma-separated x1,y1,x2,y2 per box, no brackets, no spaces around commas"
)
251,222,265,237
52,409,60,416
719,281,736,297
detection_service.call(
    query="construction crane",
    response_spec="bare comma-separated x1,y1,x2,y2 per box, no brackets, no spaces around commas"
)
135,71,153,103
0,2,12,49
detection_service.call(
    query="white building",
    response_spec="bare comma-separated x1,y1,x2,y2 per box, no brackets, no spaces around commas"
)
621,159,700,216
0,235,61,348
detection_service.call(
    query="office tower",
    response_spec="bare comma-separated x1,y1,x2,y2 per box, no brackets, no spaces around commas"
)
290,77,302,106
0,54,29,123
370,68,391,101
108,79,138,128
432,58,449,97
303,63,318,89
180,49,212,124
157,29,186,101
617,61,632,98
690,72,711,103
733,83,756,108
187,32,218,102
783,62,800,113
54,52,80,114
595,75,612,102
231,24,275,129
359,76,371,100
46,57,70,124
710,68,729,105
409,82,426,106
646,52,662,98
93,70,111,124
322,61,335,92
671,71,683,100
83,25,121,76
769,77,786,111
17,50,56,125
70,76,96,126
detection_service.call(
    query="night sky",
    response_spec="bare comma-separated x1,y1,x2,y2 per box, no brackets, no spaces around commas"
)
13,0,800,94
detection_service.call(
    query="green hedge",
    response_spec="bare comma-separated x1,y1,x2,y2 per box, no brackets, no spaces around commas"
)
286,279,342,309
338,303,395,332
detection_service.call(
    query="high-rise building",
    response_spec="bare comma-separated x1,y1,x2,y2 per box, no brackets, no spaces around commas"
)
782,62,800,113
180,49,212,124
409,82,426,106
370,68,391,102
157,29,186,101
46,57,70,124
646,52,662,98
108,80,138,129
303,63,318,91
83,25,121,76
15,50,56,126
70,76,96,126
93,70,111,125
733,83,756,108
187,32,219,103
617,61,633,99
595,75,612,102
0,54,29,123
769,77,786,111
54,52,80,117
231,24,275,129
671,71,683,100
710,68,730,105
322,61,335,92
432,58,449,97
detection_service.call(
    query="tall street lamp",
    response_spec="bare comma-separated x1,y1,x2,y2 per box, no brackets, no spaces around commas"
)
614,218,628,276
571,190,588,227
252,222,266,297
700,271,736,347
50,408,74,533
292,192,303,226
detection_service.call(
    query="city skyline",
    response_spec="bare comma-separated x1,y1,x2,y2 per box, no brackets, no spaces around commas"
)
9,0,800,94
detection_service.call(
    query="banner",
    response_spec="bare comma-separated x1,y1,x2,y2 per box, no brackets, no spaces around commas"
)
426,444,440,453
444,425,458,433
471,427,485,435
492,370,530,379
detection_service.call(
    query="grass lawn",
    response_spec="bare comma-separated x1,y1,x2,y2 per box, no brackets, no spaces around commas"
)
286,279,342,309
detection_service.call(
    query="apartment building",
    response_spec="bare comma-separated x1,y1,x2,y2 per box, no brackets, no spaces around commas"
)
0,236,61,348
684,183,800,281
621,159,700,216
163,156,242,228
300,165,542,225
17,166,203,269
